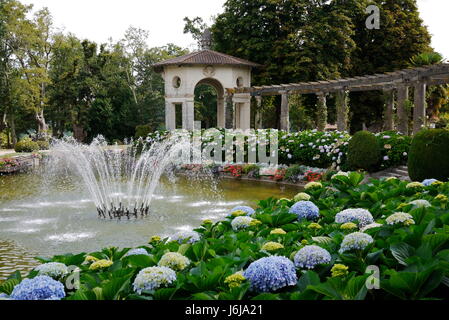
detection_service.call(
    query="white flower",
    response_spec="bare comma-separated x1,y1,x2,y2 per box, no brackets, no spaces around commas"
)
332,171,349,179
386,212,415,226
158,252,190,271
133,267,177,294
231,216,254,231
34,262,68,279
384,156,389,161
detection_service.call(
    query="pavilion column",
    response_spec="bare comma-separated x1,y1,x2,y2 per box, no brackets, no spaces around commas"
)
336,90,349,132
182,99,195,131
225,91,234,129
316,92,328,131
217,95,225,128
280,91,290,132
165,101,176,131
255,95,263,129
396,86,409,135
383,89,395,131
413,81,427,134
239,101,251,130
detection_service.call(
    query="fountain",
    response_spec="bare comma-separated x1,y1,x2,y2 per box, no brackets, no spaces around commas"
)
48,133,192,220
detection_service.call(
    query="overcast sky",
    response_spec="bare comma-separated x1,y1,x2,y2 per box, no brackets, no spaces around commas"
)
21,0,449,59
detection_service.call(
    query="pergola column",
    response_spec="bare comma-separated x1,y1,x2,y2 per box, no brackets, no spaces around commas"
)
413,81,427,134
217,95,225,128
225,91,234,129
182,99,195,131
255,95,263,129
280,91,290,132
396,86,409,135
165,101,176,130
233,93,251,130
316,92,328,131
383,89,395,131
336,90,349,132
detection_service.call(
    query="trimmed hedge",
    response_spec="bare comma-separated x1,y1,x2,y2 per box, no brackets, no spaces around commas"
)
408,129,449,181
347,131,381,172
14,137,39,153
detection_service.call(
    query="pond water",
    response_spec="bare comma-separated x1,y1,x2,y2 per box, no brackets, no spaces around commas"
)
0,169,299,279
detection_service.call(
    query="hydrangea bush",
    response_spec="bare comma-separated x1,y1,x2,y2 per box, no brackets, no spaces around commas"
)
243,256,297,293
4,173,449,300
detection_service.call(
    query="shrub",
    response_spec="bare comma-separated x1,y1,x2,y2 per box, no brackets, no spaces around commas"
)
14,137,39,153
347,131,381,172
408,129,449,181
135,125,152,139
0,131,8,148
36,140,50,150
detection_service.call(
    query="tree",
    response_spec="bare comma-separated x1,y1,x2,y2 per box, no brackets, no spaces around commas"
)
2,1,58,136
210,0,432,131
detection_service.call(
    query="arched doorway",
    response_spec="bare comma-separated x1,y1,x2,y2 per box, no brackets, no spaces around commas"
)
194,78,225,129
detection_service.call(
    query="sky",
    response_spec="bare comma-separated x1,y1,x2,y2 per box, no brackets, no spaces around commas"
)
20,0,449,59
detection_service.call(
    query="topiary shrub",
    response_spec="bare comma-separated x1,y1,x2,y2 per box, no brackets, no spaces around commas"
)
408,129,449,181
14,137,39,153
347,131,381,172
36,140,50,150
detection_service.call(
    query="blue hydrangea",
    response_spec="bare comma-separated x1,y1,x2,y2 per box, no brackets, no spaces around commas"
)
339,232,374,254
170,230,201,244
294,245,332,269
229,206,255,216
335,208,374,227
289,201,320,220
422,179,438,186
10,276,65,300
124,248,149,257
243,256,297,293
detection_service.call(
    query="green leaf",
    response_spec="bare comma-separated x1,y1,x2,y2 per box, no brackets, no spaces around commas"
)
311,236,333,245
390,243,415,266
297,271,320,291
191,292,216,300
251,293,280,300
0,278,20,295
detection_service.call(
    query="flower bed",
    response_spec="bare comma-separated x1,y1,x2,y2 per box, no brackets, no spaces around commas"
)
2,174,449,300
141,129,411,172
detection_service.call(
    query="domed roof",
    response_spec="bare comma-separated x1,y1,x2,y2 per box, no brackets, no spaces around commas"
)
153,49,261,72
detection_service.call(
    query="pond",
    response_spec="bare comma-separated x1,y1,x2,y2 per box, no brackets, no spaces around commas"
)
0,169,299,279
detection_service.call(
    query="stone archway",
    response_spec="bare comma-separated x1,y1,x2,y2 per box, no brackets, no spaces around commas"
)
152,49,260,131
194,77,225,129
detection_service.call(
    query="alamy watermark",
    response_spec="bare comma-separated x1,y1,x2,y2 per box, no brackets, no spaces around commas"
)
366,5,380,30
169,129,279,166
365,265,380,290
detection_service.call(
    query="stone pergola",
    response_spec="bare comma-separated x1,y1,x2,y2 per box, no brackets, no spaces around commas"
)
153,49,260,130
234,63,449,134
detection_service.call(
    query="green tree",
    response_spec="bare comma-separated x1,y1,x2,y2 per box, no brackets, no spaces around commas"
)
210,0,432,132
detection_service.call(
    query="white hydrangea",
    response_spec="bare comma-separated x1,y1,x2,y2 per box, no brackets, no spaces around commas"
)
386,212,415,226
133,266,177,294
331,171,349,179
335,208,374,227
34,262,68,279
231,216,254,231
158,252,190,271
170,230,201,244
